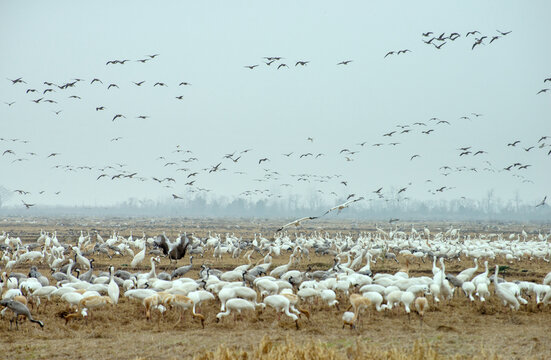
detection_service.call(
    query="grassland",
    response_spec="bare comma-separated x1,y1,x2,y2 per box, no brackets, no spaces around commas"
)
1,217,550,360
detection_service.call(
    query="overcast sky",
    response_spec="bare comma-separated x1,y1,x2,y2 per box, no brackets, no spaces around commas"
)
0,1,549,208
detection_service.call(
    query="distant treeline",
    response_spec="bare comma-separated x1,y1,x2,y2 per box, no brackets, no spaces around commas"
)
0,193,549,222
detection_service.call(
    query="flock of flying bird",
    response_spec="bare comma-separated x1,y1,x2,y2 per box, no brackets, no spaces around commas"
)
1,27,549,214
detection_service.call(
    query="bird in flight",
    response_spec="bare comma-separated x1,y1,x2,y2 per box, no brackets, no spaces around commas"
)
172,194,183,200
295,61,309,66
466,31,480,37
133,81,145,86
384,51,395,58
107,83,119,89
276,216,318,232
21,200,35,209
410,154,420,161
337,60,353,65
322,197,364,216
244,65,259,69
258,158,269,164
496,30,512,36
96,106,105,111
277,63,289,69
112,114,126,121
7,77,26,84
536,196,547,208
537,89,549,95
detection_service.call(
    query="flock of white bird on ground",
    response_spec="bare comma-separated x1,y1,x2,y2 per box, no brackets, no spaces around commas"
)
1,225,551,331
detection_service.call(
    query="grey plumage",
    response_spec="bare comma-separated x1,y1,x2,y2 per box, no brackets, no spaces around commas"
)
171,256,194,279
0,299,44,329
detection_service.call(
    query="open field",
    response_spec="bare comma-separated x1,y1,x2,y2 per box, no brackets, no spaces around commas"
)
1,217,551,360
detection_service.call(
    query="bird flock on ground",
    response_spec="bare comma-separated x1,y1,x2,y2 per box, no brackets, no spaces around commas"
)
1,225,550,330
1,26,549,211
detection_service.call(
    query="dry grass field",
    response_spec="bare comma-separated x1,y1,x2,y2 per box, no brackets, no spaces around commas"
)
1,217,550,360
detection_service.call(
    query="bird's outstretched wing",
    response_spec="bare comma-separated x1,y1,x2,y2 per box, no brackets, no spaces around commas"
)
276,216,317,232
323,197,364,216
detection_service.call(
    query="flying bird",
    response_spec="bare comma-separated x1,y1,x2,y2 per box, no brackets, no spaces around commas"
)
107,83,119,89
410,154,420,160
22,200,35,209
496,30,512,36
322,197,364,216
537,89,549,95
276,216,318,232
244,65,259,69
258,158,269,164
337,60,353,65
112,114,126,121
536,196,547,208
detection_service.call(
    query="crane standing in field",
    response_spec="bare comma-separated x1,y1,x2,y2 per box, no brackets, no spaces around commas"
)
0,299,44,330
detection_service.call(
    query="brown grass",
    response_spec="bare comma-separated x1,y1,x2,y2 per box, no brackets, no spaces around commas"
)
1,217,550,360
194,335,502,360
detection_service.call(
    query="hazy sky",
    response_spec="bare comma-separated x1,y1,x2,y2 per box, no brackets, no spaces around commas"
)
0,1,549,208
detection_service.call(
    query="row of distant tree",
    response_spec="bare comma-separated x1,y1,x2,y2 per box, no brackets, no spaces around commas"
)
0,187,548,222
